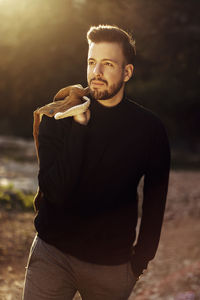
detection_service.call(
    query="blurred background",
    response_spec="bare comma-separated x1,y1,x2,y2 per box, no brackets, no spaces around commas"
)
0,1,200,299
0,0,199,168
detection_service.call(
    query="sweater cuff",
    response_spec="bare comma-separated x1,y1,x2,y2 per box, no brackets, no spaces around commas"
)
130,254,149,278
69,119,88,140
71,119,89,133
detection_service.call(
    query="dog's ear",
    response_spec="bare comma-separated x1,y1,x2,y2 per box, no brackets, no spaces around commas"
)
53,85,89,102
33,110,41,161
53,86,72,101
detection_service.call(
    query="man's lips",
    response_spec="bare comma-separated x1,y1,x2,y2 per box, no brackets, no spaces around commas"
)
91,80,105,86
90,79,107,87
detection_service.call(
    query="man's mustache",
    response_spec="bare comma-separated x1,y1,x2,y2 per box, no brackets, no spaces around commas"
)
90,78,108,85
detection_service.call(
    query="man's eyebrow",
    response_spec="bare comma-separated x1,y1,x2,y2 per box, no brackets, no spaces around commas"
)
88,58,118,63
102,59,118,63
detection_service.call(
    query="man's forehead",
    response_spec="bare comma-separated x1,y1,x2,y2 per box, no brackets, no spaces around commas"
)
88,42,124,61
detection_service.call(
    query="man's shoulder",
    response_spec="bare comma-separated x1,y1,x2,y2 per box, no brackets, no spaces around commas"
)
125,98,170,150
124,97,164,128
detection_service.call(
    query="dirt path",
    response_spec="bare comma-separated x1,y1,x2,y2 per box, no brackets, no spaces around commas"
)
0,170,200,300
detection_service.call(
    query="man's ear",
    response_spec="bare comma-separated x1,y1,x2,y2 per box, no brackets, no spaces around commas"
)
123,64,134,82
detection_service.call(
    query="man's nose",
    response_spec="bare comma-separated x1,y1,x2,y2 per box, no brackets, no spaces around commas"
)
93,63,103,76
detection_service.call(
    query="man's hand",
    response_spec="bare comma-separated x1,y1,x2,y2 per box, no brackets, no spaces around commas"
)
73,109,90,125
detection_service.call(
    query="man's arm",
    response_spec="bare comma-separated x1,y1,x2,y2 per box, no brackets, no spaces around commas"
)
131,119,171,278
37,115,88,206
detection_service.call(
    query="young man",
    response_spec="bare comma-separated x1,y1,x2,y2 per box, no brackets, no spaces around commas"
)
23,25,170,300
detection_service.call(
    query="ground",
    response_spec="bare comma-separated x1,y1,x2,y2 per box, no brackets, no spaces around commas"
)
0,137,199,300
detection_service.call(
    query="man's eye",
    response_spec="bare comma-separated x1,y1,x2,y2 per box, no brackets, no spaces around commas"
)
88,61,95,65
104,62,113,67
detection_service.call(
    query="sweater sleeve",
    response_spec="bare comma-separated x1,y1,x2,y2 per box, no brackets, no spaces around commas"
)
38,115,88,206
131,119,171,277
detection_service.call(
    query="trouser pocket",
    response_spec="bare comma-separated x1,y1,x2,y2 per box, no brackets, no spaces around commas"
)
25,234,40,269
126,260,138,288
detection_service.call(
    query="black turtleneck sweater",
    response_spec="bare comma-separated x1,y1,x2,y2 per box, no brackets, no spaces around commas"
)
34,96,170,277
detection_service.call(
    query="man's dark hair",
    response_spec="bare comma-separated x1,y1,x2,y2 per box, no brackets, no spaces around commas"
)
87,25,136,66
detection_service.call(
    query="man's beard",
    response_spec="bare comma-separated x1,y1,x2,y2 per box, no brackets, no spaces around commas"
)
89,78,124,100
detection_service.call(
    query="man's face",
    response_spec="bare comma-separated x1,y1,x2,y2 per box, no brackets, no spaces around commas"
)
87,42,127,100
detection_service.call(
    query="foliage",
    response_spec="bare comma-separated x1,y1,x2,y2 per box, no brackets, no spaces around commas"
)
0,184,34,211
